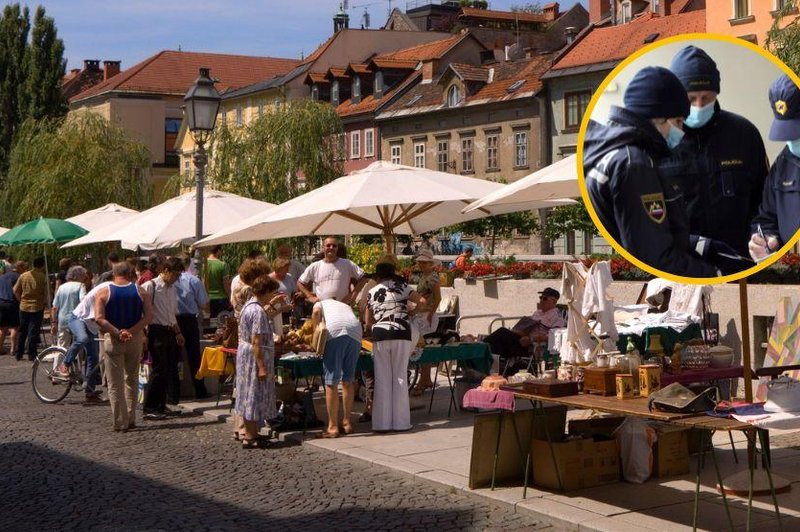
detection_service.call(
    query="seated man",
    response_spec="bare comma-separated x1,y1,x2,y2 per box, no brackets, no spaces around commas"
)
484,288,567,374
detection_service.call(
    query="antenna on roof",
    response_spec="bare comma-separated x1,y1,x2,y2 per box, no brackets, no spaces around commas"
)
362,7,371,28
178,44,182,51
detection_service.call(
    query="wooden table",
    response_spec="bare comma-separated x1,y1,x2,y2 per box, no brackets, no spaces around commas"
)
502,388,782,531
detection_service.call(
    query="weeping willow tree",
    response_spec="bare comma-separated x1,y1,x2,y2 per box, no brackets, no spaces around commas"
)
166,98,344,204
0,112,152,226
163,99,344,263
767,1,800,74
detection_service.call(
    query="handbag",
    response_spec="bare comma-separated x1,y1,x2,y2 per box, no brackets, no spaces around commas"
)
648,383,718,414
311,320,328,356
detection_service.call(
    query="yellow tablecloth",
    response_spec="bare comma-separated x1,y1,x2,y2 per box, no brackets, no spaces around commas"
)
197,346,235,379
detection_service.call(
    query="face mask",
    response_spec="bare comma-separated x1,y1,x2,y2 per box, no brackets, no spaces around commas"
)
685,101,715,129
664,123,685,150
788,139,800,158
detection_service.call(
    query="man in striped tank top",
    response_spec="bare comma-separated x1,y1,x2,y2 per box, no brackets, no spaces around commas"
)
95,262,152,432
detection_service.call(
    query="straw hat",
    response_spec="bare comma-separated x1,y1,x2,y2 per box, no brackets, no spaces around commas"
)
414,249,440,265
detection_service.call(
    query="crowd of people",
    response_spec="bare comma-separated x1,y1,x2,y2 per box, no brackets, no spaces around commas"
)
0,238,453,445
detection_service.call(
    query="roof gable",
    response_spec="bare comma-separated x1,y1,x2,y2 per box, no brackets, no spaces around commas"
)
70,50,299,103
550,10,705,72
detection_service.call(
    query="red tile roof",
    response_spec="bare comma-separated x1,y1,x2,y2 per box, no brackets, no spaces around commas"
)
376,34,466,62
470,54,551,101
325,66,349,80
346,63,371,75
459,6,549,24
380,54,553,116
62,68,105,100
669,0,694,14
369,57,419,70
449,63,491,83
70,50,299,103
304,72,330,85
336,71,422,118
551,10,705,71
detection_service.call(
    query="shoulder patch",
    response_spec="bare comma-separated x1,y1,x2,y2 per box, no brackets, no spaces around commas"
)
641,193,666,224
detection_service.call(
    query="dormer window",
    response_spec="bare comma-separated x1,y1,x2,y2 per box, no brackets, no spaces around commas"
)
621,1,632,23
651,0,660,14
374,71,384,98
311,84,319,101
446,85,462,107
332,80,340,106
353,76,361,99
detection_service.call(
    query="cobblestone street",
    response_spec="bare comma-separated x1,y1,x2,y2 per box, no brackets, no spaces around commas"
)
0,356,549,531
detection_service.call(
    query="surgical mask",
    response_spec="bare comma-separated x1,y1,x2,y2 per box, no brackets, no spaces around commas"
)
788,139,800,158
685,101,715,129
664,123,685,150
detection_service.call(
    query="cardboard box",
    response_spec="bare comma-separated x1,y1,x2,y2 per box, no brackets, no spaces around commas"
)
569,416,626,439
532,436,620,491
651,424,690,477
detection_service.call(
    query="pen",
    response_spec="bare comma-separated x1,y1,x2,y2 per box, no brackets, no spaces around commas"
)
757,224,770,254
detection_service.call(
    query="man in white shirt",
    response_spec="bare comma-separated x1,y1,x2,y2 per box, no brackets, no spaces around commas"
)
298,237,366,304
141,257,185,420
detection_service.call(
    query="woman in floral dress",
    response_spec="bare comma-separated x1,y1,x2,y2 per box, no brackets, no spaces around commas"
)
235,275,280,448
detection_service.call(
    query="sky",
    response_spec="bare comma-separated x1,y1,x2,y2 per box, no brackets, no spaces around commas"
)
24,0,589,71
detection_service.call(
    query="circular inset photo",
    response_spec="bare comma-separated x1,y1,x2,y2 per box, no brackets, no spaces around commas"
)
577,34,800,283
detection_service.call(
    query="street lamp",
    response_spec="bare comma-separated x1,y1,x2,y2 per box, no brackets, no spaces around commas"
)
183,67,221,272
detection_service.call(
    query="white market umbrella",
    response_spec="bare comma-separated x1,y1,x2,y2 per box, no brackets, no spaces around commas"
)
63,189,274,250
0,226,8,236
194,161,571,250
66,203,139,233
462,155,579,213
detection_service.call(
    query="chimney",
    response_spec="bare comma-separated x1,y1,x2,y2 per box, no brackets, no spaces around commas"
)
103,60,121,81
543,2,559,21
564,26,578,44
83,59,100,71
588,0,611,24
421,60,435,82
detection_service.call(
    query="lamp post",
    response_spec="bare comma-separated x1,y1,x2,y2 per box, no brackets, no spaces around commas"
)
183,67,221,273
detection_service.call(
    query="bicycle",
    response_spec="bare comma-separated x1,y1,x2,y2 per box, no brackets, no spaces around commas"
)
31,344,99,403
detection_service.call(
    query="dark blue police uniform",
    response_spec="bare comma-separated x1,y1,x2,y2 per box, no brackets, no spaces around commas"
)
753,147,800,245
659,103,768,256
751,74,800,248
584,106,718,278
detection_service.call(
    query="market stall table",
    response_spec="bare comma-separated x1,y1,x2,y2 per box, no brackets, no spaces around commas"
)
197,346,237,406
277,342,493,416
500,387,782,531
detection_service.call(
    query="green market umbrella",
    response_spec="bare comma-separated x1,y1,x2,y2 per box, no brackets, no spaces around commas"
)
0,217,87,246
0,217,88,306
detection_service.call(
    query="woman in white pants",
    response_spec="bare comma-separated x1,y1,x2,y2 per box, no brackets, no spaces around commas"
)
365,254,425,432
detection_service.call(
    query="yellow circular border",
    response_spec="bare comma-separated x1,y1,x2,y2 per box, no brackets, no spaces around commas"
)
576,32,800,285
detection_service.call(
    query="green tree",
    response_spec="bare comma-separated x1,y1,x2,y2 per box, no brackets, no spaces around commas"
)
540,203,598,242
168,99,344,204
21,6,66,121
447,211,539,255
459,0,488,9
511,2,544,14
767,1,800,74
0,113,152,226
0,4,30,172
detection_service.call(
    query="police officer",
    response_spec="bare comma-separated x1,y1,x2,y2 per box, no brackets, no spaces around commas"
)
664,46,768,267
749,74,800,260
584,66,719,278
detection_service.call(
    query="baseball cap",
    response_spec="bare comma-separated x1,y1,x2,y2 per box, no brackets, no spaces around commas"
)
539,287,560,300
768,74,800,141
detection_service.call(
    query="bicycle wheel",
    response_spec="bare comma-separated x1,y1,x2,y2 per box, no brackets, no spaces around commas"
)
31,346,73,403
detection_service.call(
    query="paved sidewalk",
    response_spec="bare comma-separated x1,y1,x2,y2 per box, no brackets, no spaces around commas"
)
182,381,800,531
